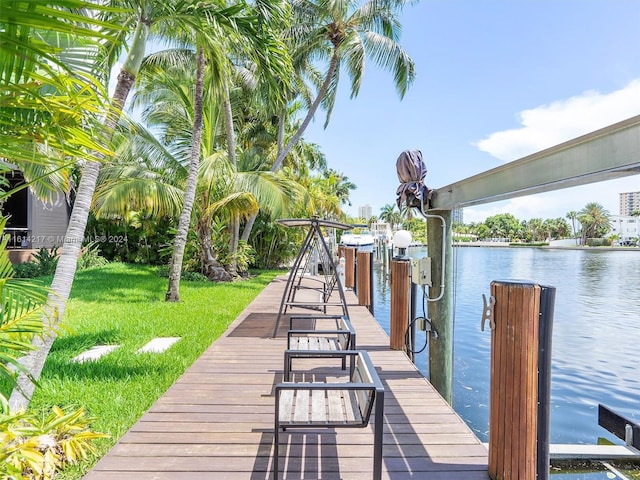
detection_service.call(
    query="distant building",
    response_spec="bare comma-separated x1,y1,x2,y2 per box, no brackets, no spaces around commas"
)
619,191,640,216
358,204,372,220
609,215,639,244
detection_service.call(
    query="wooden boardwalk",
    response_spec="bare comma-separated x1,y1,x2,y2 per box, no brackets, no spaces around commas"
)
85,277,488,479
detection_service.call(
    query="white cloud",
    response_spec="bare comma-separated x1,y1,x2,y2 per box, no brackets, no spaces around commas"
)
476,79,640,161
466,80,640,222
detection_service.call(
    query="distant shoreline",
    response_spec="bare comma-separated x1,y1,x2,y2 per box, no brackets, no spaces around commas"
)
452,241,640,252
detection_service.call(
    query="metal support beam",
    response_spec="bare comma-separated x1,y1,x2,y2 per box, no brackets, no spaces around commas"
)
427,210,453,404
431,114,640,210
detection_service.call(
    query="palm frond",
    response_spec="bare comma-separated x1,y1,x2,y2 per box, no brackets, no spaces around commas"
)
321,55,340,127
0,216,55,390
204,191,259,220
0,0,116,84
363,30,415,98
93,165,184,218
341,32,366,98
235,170,306,218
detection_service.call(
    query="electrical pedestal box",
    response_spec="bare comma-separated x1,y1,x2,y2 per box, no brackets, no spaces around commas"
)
410,257,432,286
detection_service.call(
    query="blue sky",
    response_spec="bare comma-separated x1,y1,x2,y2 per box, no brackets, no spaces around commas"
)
303,0,640,223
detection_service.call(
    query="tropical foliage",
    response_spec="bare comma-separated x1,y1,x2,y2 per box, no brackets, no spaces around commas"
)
3,0,416,414
578,202,611,244
271,0,415,170
450,205,610,245
1,0,121,409
2,405,107,480
0,214,106,479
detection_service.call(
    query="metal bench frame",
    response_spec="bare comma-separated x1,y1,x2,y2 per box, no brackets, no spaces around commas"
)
274,350,384,480
285,315,356,373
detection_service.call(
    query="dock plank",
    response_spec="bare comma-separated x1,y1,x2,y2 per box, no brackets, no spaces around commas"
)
84,276,488,479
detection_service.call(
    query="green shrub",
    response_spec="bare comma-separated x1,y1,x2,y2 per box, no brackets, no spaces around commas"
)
12,261,42,278
32,247,59,276
12,247,61,278
85,215,175,265
249,213,303,269
586,238,609,247
77,242,109,270
156,265,208,282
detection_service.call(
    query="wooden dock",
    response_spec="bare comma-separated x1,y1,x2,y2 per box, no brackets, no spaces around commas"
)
84,276,488,479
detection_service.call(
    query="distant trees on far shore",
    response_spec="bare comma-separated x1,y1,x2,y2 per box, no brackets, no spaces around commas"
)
452,213,571,243
350,202,623,245
453,202,612,244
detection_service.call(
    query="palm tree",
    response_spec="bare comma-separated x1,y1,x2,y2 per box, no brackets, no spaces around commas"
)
379,204,396,225
299,170,349,220
241,0,415,239
96,50,301,280
2,0,122,411
566,210,579,245
237,102,330,240
271,0,415,171
527,218,544,242
161,0,291,295
549,217,570,240
165,44,207,300
578,202,611,246
9,0,282,406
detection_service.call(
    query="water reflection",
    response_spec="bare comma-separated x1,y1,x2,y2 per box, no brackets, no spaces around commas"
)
371,246,640,445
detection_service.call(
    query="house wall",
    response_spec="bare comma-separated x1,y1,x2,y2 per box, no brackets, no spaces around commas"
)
609,215,640,243
30,195,69,249
8,249,36,264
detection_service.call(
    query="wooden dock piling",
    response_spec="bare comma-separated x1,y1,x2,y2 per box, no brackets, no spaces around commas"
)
356,250,372,309
344,247,356,289
488,280,554,480
390,258,410,350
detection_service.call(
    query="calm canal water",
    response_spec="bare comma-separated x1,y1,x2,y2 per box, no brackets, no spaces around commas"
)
371,246,640,445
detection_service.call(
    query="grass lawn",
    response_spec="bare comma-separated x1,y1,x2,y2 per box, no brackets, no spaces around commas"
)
26,263,281,479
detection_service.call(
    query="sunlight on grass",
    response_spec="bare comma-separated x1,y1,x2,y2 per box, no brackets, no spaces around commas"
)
27,263,280,479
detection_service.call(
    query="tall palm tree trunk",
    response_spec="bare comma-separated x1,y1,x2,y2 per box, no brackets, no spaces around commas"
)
271,50,339,172
8,22,147,412
166,46,206,301
228,214,240,276
240,52,340,243
276,109,286,154
222,81,240,276
241,213,257,242
222,82,237,167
